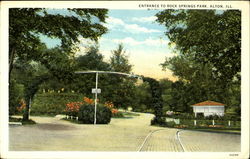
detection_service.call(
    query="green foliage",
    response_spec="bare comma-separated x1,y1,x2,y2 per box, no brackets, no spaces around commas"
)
196,113,205,119
133,82,152,112
110,44,132,73
9,8,108,71
112,112,124,118
78,104,112,124
156,10,241,116
9,79,24,115
9,117,36,125
159,54,240,115
31,93,83,116
76,45,110,71
104,44,136,110
9,8,108,120
156,10,241,82
142,77,164,124
151,117,166,126
156,118,241,129
164,121,176,128
165,112,195,119
72,45,111,96
159,78,172,113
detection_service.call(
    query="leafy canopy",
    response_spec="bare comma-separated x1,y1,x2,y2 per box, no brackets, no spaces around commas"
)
156,10,241,82
9,8,108,74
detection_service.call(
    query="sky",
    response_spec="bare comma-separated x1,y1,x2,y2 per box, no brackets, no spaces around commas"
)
40,9,177,81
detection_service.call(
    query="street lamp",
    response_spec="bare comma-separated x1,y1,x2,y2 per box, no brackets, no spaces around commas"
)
75,70,141,124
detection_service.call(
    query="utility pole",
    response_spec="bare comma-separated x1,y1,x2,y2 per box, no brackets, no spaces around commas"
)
94,72,98,124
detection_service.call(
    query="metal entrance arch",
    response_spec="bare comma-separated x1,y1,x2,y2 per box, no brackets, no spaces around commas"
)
75,70,142,124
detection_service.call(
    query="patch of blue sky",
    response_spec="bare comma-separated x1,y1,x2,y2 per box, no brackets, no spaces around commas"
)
39,9,169,53
39,35,61,48
106,10,166,36
99,9,170,56
108,9,161,20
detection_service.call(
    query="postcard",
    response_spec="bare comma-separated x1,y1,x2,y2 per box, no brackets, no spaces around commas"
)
0,1,249,159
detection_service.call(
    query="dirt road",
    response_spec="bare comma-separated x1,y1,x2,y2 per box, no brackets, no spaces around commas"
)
9,113,240,151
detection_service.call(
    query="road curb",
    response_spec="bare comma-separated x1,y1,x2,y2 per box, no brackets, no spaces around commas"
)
9,122,22,126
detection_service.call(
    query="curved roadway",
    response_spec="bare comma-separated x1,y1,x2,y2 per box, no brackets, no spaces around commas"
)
9,113,240,151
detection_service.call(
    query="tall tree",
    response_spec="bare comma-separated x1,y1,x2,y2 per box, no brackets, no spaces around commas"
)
159,78,173,113
9,8,108,120
9,8,108,75
107,44,135,110
156,10,241,115
11,47,75,120
110,44,132,73
161,53,240,114
156,10,241,83
143,77,164,124
73,45,110,96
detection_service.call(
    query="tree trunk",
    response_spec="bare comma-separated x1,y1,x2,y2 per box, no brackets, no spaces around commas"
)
9,47,16,76
22,97,30,121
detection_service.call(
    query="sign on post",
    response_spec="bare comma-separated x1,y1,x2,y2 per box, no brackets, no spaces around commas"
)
92,88,101,94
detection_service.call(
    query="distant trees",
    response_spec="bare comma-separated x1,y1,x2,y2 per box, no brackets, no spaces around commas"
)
133,82,152,112
38,44,137,110
107,44,136,110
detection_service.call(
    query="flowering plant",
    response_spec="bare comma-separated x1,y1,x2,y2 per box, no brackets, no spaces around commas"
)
104,101,114,110
83,97,94,104
104,101,120,115
17,99,26,113
65,97,119,119
65,102,83,117
111,109,118,114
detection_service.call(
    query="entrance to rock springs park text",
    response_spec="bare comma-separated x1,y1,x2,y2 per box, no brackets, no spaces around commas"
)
6,5,244,158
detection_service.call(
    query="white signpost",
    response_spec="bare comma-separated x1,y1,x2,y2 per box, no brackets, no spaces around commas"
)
92,88,101,94
75,70,141,125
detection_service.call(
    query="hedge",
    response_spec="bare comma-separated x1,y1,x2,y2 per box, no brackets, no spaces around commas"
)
31,93,84,116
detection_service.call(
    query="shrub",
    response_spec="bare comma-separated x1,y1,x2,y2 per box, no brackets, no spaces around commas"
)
78,104,112,124
180,119,194,125
133,104,147,112
151,116,166,125
164,121,176,128
196,113,204,119
204,115,223,120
